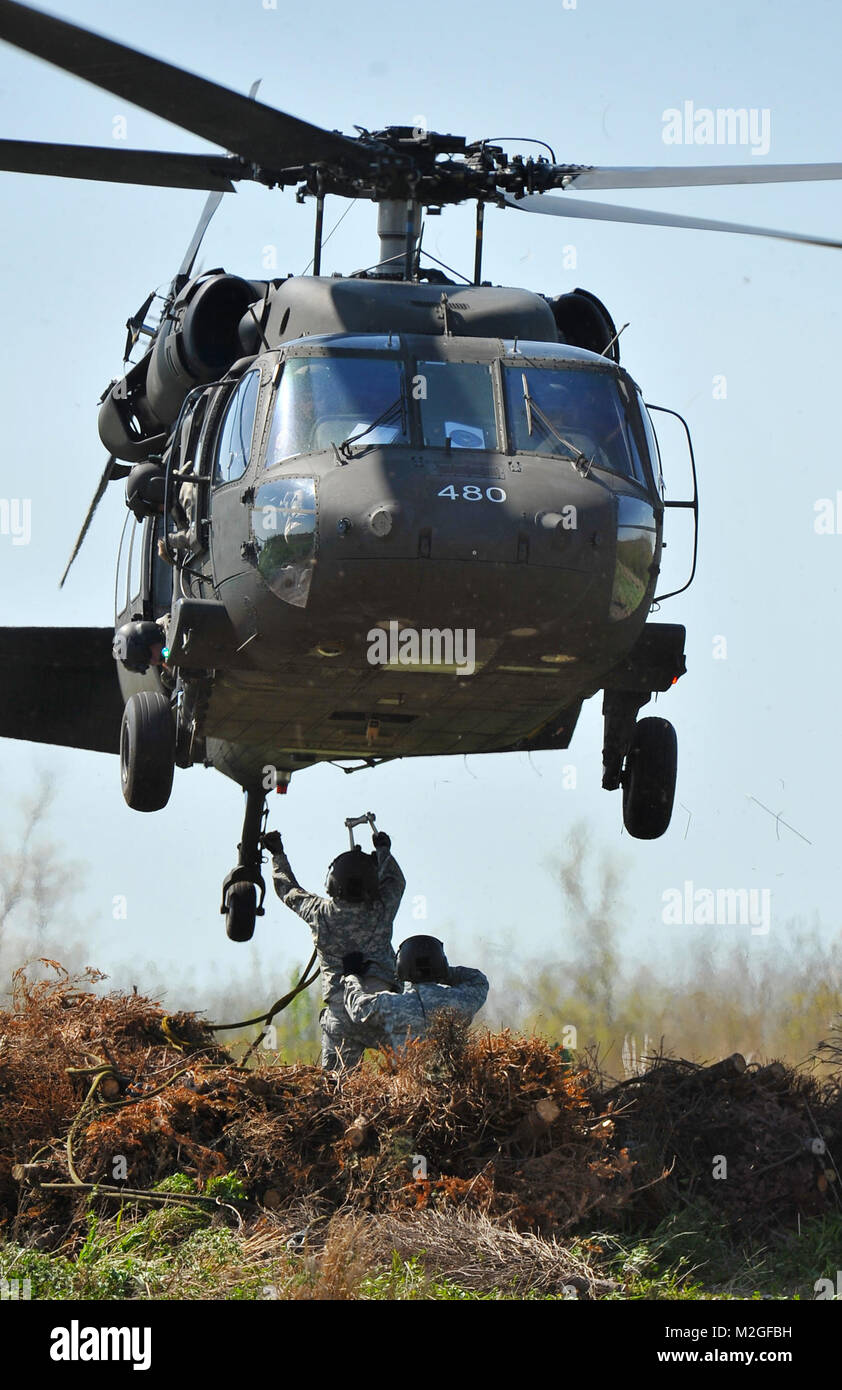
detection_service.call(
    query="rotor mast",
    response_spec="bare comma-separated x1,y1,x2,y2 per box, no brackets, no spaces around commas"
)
371,198,421,279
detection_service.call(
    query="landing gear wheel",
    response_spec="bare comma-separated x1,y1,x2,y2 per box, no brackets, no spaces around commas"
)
225,880,257,942
120,691,175,812
622,716,677,840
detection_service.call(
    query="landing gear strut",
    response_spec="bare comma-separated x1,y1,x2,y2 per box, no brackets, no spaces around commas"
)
600,623,685,841
220,786,267,941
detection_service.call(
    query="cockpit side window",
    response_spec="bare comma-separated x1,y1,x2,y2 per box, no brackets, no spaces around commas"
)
127,515,145,617
637,391,663,494
503,365,647,483
417,361,498,450
214,369,260,485
613,376,652,487
267,355,408,465
150,515,173,618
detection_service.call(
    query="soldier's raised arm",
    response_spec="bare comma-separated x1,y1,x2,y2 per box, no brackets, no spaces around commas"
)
372,829,406,917
262,831,324,924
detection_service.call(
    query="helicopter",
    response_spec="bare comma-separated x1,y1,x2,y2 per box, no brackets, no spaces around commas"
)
1,1,841,944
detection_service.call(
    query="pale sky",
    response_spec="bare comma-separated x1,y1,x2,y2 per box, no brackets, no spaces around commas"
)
0,0,840,1007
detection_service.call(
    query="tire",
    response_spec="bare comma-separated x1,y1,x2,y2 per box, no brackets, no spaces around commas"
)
120,690,176,812
225,880,257,942
622,717,677,840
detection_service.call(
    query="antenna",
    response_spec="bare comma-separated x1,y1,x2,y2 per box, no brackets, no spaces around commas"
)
601,322,629,357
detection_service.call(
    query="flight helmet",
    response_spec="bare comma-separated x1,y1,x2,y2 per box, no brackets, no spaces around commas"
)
326,846,379,903
396,935,449,984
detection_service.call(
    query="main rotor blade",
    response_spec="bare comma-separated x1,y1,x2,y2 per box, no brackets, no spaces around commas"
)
177,190,226,283
561,163,842,191
503,192,842,249
0,139,237,189
0,1,363,172
176,80,262,285
59,454,128,589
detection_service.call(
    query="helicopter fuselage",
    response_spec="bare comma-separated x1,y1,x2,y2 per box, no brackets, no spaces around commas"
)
4,0,835,941
113,275,670,791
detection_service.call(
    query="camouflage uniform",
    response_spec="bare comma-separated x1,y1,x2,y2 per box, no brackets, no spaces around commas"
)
343,966,489,1051
270,842,405,1069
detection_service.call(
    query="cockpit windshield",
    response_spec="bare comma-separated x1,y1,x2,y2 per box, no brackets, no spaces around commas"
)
262,345,651,485
503,365,648,484
417,361,497,450
267,355,408,464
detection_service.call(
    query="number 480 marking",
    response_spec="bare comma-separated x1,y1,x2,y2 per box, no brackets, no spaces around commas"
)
437,484,506,502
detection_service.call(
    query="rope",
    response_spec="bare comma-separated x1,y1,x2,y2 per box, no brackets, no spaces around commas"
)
208,950,320,1042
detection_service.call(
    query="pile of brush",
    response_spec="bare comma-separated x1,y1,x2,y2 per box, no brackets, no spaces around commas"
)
602,1049,842,1233
1,964,840,1253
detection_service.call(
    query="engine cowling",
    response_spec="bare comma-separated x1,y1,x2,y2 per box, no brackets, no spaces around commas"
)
549,288,620,362
98,272,265,462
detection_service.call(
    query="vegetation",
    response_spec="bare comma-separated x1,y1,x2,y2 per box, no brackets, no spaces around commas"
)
1,791,840,1301
3,1200,839,1300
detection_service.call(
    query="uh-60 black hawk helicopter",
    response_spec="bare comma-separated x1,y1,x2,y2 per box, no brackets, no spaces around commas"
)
2,2,841,942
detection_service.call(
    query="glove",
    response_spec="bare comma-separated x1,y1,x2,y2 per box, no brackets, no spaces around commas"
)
261,831,284,855
372,830,391,850
342,951,369,976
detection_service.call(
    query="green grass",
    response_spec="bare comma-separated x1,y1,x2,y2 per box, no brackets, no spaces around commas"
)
3,1198,839,1300
585,1204,842,1300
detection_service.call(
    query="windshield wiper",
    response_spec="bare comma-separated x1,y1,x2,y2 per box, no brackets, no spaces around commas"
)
519,377,594,474
521,372,533,436
338,387,406,459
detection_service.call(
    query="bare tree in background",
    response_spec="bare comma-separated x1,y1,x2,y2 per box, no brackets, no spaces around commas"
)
557,820,622,1026
490,821,627,1047
0,771,86,982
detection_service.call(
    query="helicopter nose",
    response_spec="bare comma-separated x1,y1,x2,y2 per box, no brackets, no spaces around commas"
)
314,451,615,569
230,452,628,670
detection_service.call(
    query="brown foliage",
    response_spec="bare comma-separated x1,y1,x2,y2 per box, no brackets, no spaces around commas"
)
2,964,840,1254
600,1052,842,1234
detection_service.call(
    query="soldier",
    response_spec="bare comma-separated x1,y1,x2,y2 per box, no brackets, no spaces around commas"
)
342,934,488,1052
261,826,405,1070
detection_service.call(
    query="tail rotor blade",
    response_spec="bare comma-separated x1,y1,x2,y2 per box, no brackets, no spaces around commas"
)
123,292,156,363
